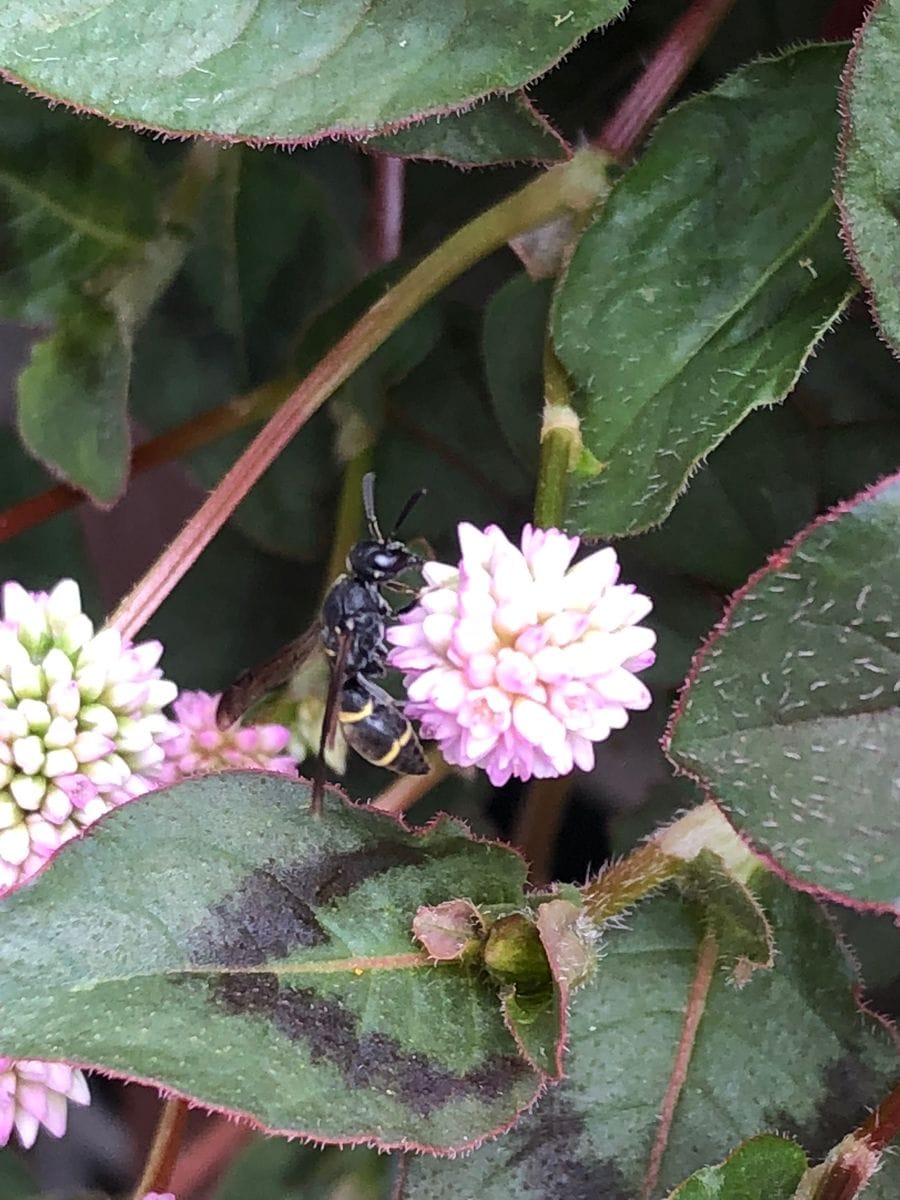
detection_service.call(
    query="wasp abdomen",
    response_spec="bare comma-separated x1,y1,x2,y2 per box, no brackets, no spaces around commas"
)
339,679,428,775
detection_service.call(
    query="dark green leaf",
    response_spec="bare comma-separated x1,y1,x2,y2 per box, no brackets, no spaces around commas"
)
0,1151,35,1199
404,875,900,1197
483,274,552,478
214,1136,389,1200
667,473,900,910
17,302,131,504
0,1,628,143
0,428,99,610
552,44,855,538
0,773,541,1152
666,1136,807,1199
838,0,900,355
1,91,217,501
678,850,773,986
0,84,156,323
368,95,569,166
629,407,817,591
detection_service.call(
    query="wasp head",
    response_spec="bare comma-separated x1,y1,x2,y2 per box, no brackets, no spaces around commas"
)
348,539,419,582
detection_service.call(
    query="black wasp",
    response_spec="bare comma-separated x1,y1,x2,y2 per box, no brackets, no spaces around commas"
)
216,473,428,813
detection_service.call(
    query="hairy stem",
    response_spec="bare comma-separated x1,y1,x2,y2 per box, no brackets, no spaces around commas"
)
641,932,718,1200
132,1097,189,1200
109,149,609,640
595,0,736,158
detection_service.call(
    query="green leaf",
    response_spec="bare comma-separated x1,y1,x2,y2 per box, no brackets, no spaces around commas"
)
17,302,132,504
629,407,817,590
1,91,218,502
0,1,629,143
368,95,569,166
0,1151,35,1199
667,473,900,910
838,0,900,355
0,773,543,1152
552,44,855,539
483,274,552,478
666,1136,808,1199
0,428,99,610
0,84,156,323
403,875,899,1197
678,850,773,986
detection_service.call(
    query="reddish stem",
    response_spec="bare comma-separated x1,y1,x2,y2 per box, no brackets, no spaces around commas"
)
594,0,735,158
132,1097,190,1200
370,156,406,267
640,932,718,1200
168,1117,253,1199
0,379,291,543
858,1079,900,1153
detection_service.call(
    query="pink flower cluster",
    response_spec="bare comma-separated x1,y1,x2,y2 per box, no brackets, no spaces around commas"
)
157,691,296,785
0,1058,89,1148
388,524,655,786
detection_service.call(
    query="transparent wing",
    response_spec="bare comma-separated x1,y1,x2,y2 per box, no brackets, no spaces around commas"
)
216,623,322,730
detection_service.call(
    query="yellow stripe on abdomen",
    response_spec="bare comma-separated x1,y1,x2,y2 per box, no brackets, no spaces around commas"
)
338,699,374,724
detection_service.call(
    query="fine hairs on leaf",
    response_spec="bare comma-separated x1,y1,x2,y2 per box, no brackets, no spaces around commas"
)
0,5,898,1200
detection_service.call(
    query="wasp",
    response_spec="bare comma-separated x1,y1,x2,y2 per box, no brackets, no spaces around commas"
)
216,473,428,813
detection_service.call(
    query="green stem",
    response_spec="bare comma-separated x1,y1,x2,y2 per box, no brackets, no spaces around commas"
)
581,800,760,923
110,148,610,641
533,341,582,528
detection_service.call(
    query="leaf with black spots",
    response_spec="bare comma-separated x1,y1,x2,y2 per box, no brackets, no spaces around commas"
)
0,773,542,1152
403,875,899,1197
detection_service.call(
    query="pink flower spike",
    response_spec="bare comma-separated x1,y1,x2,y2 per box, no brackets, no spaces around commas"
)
157,691,298,786
0,1058,90,1148
143,1193,176,1200
387,525,655,787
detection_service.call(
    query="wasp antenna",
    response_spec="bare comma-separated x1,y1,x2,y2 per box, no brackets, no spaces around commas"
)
362,471,383,541
390,487,427,539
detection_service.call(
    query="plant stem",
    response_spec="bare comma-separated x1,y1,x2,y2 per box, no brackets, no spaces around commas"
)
132,1097,189,1200
0,378,292,543
594,0,736,158
512,776,571,884
370,155,406,266
108,149,609,641
534,338,580,528
640,931,718,1200
581,800,759,921
372,755,452,815
582,840,683,923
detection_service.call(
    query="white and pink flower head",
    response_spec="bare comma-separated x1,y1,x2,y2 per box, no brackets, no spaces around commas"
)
0,580,178,893
0,1057,89,1148
387,524,656,786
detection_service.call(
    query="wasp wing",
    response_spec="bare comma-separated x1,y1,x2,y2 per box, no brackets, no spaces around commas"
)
311,628,353,816
216,624,322,730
